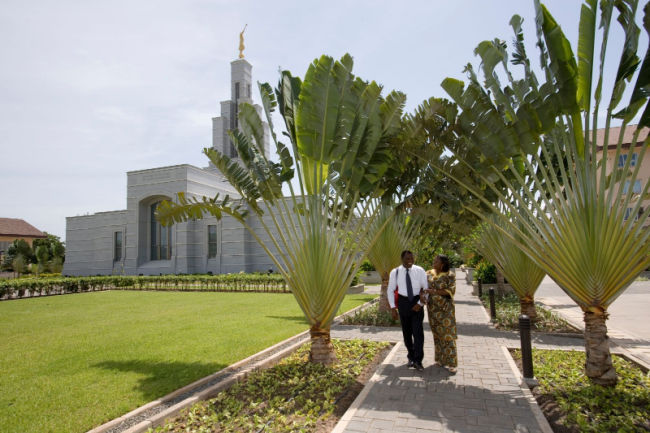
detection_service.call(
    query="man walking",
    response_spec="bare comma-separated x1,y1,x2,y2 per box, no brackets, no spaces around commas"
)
388,250,428,371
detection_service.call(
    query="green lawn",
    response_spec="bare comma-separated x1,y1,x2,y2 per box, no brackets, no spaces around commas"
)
0,291,375,433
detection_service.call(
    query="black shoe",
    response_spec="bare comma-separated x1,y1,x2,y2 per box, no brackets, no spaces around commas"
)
407,360,415,368
414,362,424,371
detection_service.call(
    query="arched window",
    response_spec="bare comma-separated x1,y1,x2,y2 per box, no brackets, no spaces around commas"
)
150,202,172,260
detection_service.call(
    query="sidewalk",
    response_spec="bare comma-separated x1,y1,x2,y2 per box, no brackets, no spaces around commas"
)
535,278,650,367
330,270,585,433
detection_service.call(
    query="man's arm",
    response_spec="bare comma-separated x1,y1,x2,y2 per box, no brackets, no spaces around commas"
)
387,269,397,309
413,267,427,310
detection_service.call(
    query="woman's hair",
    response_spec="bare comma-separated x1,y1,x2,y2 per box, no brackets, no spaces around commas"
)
437,254,450,272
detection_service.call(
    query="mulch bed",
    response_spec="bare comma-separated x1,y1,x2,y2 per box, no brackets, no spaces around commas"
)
510,350,650,433
511,355,578,433
313,343,393,433
153,340,394,433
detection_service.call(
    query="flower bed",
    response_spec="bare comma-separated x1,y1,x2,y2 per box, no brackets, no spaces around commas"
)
479,292,580,333
150,339,391,433
342,302,400,327
510,349,650,432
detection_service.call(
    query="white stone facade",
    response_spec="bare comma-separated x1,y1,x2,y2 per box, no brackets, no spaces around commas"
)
63,58,275,276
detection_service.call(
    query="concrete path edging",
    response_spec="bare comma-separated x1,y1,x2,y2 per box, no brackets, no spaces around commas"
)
330,342,403,433
501,346,554,433
537,297,650,371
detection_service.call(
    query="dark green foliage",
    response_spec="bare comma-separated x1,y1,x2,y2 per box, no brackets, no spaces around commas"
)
475,261,497,284
465,254,482,268
359,260,375,272
32,233,65,262
350,270,364,287
461,227,484,268
511,349,650,432
342,303,399,327
444,251,463,268
34,245,48,273
479,292,578,333
152,339,389,433
1,239,34,271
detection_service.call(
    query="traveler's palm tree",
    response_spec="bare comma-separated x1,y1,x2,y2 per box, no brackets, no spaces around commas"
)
156,54,406,364
473,218,546,321
364,205,421,312
365,99,484,312
439,0,650,385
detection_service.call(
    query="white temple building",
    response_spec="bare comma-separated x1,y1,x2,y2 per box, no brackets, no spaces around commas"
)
63,55,275,276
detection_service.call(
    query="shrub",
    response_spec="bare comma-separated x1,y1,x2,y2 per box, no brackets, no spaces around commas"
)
444,251,463,268
343,303,398,327
0,273,289,300
359,259,375,272
475,261,496,284
466,254,483,268
350,270,364,286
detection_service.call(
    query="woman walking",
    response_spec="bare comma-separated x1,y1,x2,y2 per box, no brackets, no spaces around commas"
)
422,254,458,373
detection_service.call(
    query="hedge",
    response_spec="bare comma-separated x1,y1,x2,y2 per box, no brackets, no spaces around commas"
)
0,274,288,300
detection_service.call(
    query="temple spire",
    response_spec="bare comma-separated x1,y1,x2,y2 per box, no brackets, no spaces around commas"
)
238,24,247,59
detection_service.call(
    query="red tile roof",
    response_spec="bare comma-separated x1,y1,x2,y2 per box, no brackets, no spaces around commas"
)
0,218,46,238
596,125,649,149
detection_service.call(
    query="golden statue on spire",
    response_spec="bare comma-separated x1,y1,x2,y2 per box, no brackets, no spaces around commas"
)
238,24,247,59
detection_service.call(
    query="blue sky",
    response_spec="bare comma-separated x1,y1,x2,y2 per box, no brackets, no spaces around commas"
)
0,0,642,240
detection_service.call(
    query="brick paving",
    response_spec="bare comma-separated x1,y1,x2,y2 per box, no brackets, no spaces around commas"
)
330,271,585,433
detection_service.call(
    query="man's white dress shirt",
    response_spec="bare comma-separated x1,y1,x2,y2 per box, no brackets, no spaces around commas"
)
387,264,428,309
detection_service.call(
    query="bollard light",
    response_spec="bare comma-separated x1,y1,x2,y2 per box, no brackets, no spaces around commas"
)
489,287,496,321
478,278,483,297
519,314,538,387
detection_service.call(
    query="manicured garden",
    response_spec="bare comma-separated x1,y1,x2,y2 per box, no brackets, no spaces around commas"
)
342,302,399,327
151,339,390,433
0,273,288,299
0,290,374,433
479,292,579,333
511,349,650,432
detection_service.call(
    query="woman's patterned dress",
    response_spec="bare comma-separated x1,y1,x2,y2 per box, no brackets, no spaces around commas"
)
426,271,458,368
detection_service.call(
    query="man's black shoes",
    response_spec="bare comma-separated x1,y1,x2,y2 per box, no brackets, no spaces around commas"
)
414,362,424,371
407,360,415,368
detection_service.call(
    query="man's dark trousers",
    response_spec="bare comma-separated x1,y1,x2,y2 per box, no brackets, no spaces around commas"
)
397,294,424,363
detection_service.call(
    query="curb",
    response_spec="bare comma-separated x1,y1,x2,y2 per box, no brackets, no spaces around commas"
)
536,298,650,371
330,342,402,433
86,296,378,433
501,346,554,433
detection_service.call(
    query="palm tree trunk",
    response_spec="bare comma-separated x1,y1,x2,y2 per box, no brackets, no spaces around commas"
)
378,271,391,312
496,268,505,293
309,325,336,365
584,310,617,386
519,295,538,322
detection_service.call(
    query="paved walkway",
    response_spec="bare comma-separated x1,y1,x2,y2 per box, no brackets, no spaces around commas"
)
330,270,585,433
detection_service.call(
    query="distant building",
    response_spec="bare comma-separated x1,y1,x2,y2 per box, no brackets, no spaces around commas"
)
0,218,47,261
596,125,650,223
63,55,278,276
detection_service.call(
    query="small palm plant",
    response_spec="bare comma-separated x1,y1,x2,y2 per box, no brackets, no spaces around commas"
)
472,218,546,321
438,0,650,385
157,54,406,364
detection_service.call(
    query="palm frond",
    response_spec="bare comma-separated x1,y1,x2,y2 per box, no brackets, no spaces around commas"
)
473,218,546,300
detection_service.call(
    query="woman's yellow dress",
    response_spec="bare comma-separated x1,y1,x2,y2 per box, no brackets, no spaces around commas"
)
426,270,458,368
